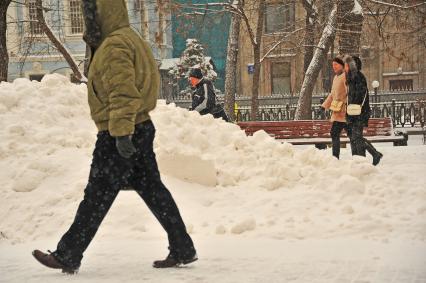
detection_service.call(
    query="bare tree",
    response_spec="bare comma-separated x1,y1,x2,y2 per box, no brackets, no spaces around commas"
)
0,0,12,82
361,0,426,47
249,0,265,121
176,0,266,120
295,2,337,120
362,0,426,10
178,0,426,120
302,0,318,73
224,1,242,121
337,0,364,56
154,0,170,58
336,0,426,59
4,0,88,82
35,0,84,81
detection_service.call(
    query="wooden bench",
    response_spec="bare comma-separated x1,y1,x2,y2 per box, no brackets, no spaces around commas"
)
396,127,426,144
238,117,408,147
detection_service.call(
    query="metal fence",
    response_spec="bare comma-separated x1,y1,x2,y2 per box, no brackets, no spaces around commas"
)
168,91,426,128
234,100,426,128
168,89,426,107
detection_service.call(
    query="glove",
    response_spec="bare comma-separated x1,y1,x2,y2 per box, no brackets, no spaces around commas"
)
115,135,136,158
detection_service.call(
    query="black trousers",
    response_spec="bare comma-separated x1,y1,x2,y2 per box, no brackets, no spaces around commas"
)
199,106,229,122
54,120,194,268
348,120,365,156
348,120,380,157
212,108,229,122
330,121,351,159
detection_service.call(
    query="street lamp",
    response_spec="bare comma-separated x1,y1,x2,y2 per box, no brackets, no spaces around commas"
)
372,80,380,103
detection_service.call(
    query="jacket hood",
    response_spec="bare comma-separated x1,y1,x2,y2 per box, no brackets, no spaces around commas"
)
82,0,130,49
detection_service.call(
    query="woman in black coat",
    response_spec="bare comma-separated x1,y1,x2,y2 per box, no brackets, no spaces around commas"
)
344,55,383,165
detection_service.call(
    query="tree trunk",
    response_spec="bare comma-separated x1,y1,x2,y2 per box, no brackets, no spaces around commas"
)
140,0,148,39
250,44,261,120
321,41,333,92
0,0,11,82
302,0,316,74
224,2,241,122
337,0,364,56
83,44,91,77
295,4,337,120
156,0,165,58
319,0,334,93
250,0,265,121
35,0,84,81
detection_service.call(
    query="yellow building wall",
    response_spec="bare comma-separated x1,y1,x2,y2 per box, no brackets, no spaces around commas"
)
237,0,426,97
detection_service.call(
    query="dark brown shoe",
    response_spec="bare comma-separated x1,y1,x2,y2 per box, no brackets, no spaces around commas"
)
153,252,198,268
32,250,78,274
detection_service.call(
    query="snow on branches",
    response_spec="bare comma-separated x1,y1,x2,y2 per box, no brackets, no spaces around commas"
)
168,39,217,97
169,39,217,82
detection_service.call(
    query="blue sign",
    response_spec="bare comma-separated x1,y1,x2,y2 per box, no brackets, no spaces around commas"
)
247,64,254,74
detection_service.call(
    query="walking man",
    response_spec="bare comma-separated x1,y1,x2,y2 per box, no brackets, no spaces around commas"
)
189,68,229,121
32,0,197,273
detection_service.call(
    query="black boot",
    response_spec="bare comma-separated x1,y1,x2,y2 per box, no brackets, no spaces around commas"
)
372,151,383,166
153,251,198,268
365,140,383,166
32,250,79,274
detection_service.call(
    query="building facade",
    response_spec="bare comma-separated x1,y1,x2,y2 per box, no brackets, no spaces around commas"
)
237,0,304,97
172,0,231,91
236,0,426,98
361,4,426,92
6,0,172,82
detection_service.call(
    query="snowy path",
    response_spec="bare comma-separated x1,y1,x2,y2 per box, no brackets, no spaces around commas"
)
1,237,426,283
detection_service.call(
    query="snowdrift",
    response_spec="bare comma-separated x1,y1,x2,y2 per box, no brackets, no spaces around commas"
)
0,74,425,243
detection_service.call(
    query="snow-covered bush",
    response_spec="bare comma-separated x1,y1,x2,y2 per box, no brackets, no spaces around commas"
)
169,39,217,97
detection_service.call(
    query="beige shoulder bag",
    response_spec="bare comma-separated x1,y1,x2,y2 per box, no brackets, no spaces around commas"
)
347,90,367,116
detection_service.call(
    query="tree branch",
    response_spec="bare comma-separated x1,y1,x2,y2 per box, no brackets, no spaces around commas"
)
302,0,317,17
362,0,426,9
260,28,304,62
35,0,84,81
295,3,337,120
177,1,257,46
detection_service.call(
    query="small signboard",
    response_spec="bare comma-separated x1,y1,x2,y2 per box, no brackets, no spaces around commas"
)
247,63,254,74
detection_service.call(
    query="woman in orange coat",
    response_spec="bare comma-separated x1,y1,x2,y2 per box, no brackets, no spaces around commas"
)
322,57,351,159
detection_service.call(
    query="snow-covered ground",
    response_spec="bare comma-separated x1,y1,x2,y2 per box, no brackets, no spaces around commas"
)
0,75,425,282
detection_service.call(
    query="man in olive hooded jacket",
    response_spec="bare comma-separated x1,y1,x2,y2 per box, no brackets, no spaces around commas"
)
32,0,196,273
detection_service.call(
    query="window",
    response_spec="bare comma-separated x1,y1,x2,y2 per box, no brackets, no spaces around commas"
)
69,0,84,34
28,0,43,35
389,79,413,91
271,62,291,94
265,2,295,34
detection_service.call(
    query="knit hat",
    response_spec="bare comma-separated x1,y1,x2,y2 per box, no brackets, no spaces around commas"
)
189,68,203,79
332,57,344,67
